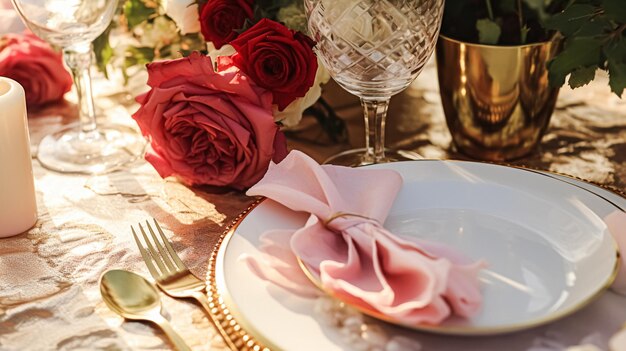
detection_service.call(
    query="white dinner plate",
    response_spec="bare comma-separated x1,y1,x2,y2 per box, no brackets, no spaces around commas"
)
213,161,621,350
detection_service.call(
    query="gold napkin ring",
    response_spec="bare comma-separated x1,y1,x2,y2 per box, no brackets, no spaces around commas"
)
323,212,379,227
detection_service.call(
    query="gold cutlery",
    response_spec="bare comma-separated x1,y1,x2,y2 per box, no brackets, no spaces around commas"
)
100,269,191,351
131,219,238,351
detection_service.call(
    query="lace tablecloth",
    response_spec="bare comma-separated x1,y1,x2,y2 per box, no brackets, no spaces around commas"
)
1,63,625,351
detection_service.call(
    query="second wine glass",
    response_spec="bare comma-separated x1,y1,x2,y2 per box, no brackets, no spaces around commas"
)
305,0,444,166
11,0,145,174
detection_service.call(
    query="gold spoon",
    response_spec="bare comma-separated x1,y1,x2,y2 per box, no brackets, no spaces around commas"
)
100,269,191,351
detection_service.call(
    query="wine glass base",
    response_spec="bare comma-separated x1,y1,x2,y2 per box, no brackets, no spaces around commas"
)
323,148,422,167
37,123,146,174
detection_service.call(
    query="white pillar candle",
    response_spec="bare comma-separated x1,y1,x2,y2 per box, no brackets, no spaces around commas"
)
0,77,37,238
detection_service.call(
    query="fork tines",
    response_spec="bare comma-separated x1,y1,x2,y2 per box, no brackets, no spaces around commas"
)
131,219,186,279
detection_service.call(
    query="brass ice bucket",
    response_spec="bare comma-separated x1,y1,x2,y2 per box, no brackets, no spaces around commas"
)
436,35,561,161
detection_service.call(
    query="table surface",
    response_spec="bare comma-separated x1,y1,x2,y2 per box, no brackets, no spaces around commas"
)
1,63,625,351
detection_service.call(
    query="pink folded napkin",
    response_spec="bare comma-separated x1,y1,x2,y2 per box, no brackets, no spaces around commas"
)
244,151,485,325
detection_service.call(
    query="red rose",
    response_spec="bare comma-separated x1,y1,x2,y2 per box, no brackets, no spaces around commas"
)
0,32,72,108
199,0,253,49
229,19,318,111
132,52,288,190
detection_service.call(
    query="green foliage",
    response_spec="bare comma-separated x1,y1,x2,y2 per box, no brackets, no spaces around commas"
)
568,66,597,88
125,46,155,67
441,0,568,45
124,0,156,28
603,0,626,23
93,0,205,82
608,62,626,95
442,0,626,97
93,26,113,79
255,0,296,14
544,4,597,36
476,18,501,44
545,0,626,97
547,37,602,87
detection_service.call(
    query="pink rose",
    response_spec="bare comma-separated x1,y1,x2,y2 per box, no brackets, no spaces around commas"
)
132,52,288,189
0,32,72,108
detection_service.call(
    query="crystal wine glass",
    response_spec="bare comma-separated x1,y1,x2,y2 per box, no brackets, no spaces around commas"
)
11,0,145,174
305,0,444,165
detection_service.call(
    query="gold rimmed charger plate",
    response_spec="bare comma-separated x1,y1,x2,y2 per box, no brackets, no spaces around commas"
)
207,161,623,350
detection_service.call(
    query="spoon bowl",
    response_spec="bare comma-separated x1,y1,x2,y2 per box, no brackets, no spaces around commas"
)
100,269,161,319
100,269,190,351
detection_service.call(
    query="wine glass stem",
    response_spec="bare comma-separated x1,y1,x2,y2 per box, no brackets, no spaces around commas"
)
63,43,97,134
362,98,389,163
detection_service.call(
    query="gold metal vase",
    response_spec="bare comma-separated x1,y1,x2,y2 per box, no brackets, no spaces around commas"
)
436,35,561,161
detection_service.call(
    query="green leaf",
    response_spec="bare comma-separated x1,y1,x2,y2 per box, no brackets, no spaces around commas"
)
608,61,626,97
93,25,113,78
604,35,626,63
476,18,501,44
568,66,597,88
254,0,294,20
603,0,626,23
521,25,530,44
130,46,155,63
124,46,155,72
544,4,596,36
548,37,603,87
606,36,626,97
573,15,613,36
124,0,156,28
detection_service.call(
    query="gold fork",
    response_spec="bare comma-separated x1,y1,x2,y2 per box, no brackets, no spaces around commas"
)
131,219,238,351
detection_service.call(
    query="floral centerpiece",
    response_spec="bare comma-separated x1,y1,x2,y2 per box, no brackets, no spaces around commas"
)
97,0,331,126
97,0,337,189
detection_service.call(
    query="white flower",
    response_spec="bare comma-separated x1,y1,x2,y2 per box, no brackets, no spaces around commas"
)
274,60,331,127
135,16,179,48
162,0,200,35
